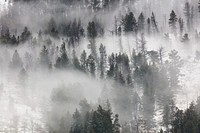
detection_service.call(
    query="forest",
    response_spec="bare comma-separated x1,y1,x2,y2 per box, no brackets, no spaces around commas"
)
0,0,200,132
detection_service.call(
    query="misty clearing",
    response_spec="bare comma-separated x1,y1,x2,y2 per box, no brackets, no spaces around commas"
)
1,0,200,133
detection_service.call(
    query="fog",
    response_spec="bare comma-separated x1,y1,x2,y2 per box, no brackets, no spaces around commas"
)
0,0,200,132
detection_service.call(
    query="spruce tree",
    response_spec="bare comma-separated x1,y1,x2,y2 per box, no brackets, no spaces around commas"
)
80,50,87,72
138,12,145,32
184,2,191,31
99,44,107,79
122,12,137,33
178,18,184,36
87,54,96,76
169,10,178,35
151,12,159,33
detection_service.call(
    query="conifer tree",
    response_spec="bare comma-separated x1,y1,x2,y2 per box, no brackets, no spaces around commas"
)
178,18,184,36
99,44,107,79
10,50,23,69
169,10,178,35
87,54,96,76
40,45,50,68
122,12,137,33
147,18,151,35
151,12,159,33
184,2,191,31
80,50,87,72
138,12,145,32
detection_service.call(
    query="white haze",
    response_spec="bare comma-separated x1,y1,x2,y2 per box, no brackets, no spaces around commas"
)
0,0,200,132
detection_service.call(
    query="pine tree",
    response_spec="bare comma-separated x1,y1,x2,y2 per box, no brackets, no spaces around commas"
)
113,114,120,133
122,12,137,33
158,47,165,64
147,18,151,35
107,53,115,78
199,0,200,12
168,50,182,88
139,33,147,59
99,44,107,79
18,67,28,83
87,21,98,61
116,71,125,85
169,10,178,35
20,27,31,42
10,50,23,69
87,21,97,39
178,18,184,36
91,105,113,133
126,73,133,88
40,45,50,68
184,2,191,31
70,109,83,133
87,54,96,76
138,12,145,32
72,49,81,70
151,12,159,33
79,99,91,117
80,50,87,72
47,17,58,37
55,42,69,69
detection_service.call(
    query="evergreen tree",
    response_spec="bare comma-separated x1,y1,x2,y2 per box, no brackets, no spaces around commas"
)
87,21,98,39
40,45,50,68
147,18,151,35
87,21,98,61
10,50,23,69
122,12,137,33
91,105,113,133
168,50,182,88
55,44,69,69
178,18,184,36
138,12,145,32
87,54,96,76
47,18,59,38
151,12,159,33
126,73,133,88
80,50,87,72
72,49,81,70
169,10,178,35
18,67,28,83
20,27,31,42
139,33,147,59
70,109,83,133
184,2,191,31
107,53,115,78
113,114,120,133
99,44,107,79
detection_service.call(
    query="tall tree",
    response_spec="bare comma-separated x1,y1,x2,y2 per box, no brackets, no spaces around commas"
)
147,18,151,35
178,18,184,36
80,50,87,72
169,10,178,35
40,45,50,68
151,12,159,33
87,54,96,76
55,43,69,69
87,21,98,61
184,2,191,31
138,12,145,32
99,44,107,79
122,12,137,33
10,50,23,69
70,109,83,133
